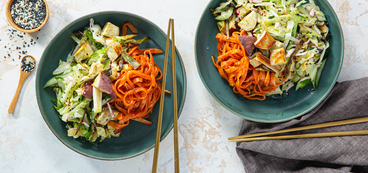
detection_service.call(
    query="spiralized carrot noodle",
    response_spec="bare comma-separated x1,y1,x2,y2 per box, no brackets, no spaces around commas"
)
212,31,286,101
110,46,162,133
122,22,138,36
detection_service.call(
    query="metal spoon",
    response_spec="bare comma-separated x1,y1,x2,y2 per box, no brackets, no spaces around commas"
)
8,55,36,114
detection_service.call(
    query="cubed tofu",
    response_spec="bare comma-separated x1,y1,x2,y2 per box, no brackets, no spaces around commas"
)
101,22,120,38
254,31,276,50
259,49,270,58
96,107,112,126
249,58,262,68
270,41,285,53
109,62,119,80
238,11,258,31
105,37,114,46
88,62,104,78
255,52,281,73
74,41,94,62
270,47,286,66
106,41,123,62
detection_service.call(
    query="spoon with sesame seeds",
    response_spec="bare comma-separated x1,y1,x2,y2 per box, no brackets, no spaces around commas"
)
8,55,36,114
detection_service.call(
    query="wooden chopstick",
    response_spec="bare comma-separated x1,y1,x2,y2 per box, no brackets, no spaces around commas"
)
228,116,368,141
152,18,172,173
171,19,180,173
229,130,368,142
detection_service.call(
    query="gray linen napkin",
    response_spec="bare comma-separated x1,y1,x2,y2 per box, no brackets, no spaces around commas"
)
237,77,368,173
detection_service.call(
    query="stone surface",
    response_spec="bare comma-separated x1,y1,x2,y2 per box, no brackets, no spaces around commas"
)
0,0,364,172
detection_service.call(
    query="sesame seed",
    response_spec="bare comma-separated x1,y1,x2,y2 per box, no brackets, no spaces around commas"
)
21,56,35,72
11,0,47,30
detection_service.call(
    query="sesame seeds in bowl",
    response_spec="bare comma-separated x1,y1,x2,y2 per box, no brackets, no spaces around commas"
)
5,0,49,33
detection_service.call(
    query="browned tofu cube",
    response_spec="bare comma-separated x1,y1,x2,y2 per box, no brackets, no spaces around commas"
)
254,31,276,50
255,52,281,73
270,41,285,53
74,41,94,63
249,58,262,68
270,47,286,66
106,41,123,62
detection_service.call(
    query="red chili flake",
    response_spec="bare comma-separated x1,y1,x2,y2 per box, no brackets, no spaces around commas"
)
66,119,69,122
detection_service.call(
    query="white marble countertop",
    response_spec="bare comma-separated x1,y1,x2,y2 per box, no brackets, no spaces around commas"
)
0,0,366,172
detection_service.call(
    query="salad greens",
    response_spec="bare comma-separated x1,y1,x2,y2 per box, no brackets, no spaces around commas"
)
213,0,329,95
44,19,149,144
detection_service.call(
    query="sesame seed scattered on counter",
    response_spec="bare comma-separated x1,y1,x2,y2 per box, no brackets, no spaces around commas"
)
1,28,39,63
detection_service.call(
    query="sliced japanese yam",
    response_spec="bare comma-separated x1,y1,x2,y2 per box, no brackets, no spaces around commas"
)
238,35,257,56
82,80,93,99
270,47,287,66
238,11,258,31
92,72,113,94
255,52,282,73
254,31,276,50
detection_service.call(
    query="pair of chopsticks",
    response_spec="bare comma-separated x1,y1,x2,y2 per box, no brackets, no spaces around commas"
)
229,117,368,142
152,18,180,173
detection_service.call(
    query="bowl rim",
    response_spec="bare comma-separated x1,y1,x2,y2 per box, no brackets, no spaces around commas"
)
194,0,344,123
35,11,187,160
5,0,49,33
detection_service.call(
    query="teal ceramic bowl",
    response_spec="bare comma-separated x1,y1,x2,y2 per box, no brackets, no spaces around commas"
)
36,11,186,160
195,0,343,123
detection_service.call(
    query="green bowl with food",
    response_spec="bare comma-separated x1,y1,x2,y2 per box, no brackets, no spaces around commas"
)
36,11,186,160
195,0,343,122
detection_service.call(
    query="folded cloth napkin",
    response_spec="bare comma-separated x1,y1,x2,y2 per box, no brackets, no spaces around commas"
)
237,77,368,173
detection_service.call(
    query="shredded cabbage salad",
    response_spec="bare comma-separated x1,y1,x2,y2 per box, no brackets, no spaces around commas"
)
213,0,330,96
